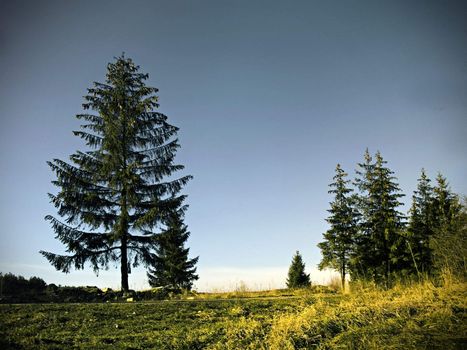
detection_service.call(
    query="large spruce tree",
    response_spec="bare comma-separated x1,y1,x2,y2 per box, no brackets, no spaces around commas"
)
354,150,405,287
41,56,192,293
318,164,359,291
147,211,198,291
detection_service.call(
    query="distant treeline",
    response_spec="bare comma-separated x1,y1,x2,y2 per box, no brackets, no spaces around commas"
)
0,273,47,297
0,272,176,303
318,149,466,290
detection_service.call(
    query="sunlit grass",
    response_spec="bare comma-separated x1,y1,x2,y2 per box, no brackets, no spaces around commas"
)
1,278,465,349
267,280,466,349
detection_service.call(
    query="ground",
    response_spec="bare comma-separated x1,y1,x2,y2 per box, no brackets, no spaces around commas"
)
1,282,466,349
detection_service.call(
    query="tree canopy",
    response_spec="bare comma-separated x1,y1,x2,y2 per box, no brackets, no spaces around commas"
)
41,55,193,293
319,150,466,287
318,164,359,291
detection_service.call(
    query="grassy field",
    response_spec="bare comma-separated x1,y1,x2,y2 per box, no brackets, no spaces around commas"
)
1,282,466,349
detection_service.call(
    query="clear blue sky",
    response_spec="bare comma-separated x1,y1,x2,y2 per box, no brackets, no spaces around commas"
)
1,0,466,290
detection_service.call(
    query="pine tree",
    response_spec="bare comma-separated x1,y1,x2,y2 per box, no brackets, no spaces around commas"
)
40,55,192,293
318,164,359,291
354,150,405,287
352,148,376,280
431,174,459,230
286,251,310,288
147,211,198,291
430,174,465,276
406,169,435,275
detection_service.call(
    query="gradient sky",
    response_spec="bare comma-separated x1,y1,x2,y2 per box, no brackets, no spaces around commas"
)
1,0,466,291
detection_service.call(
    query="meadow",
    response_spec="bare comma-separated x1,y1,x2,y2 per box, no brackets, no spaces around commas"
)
1,280,465,349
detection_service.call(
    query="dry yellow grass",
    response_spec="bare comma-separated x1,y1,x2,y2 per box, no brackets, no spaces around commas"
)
210,278,466,349
266,280,466,349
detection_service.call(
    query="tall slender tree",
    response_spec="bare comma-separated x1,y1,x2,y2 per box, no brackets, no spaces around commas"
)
318,164,359,291
352,149,376,280
431,174,459,231
147,211,199,291
354,150,405,287
406,169,435,275
429,174,464,275
41,55,192,293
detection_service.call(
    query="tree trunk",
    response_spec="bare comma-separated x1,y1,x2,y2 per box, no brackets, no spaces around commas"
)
121,236,129,294
120,140,130,294
120,177,129,294
386,256,391,290
383,234,390,289
341,263,346,292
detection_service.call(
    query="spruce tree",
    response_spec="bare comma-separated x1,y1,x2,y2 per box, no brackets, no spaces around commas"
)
352,149,376,280
286,251,310,288
318,164,359,291
431,174,459,231
147,211,199,291
40,55,192,293
430,174,465,276
354,150,405,287
406,169,435,275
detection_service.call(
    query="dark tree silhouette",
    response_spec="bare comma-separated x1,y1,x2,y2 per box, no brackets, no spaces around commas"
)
147,212,198,291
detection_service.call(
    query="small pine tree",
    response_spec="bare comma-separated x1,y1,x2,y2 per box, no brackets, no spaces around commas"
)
318,164,359,291
147,212,198,291
286,251,310,288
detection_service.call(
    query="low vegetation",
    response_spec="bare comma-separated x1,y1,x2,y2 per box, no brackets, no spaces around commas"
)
1,274,465,349
266,280,466,349
0,293,305,349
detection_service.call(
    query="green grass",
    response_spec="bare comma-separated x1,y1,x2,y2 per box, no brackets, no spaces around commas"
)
1,282,466,349
0,296,308,349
